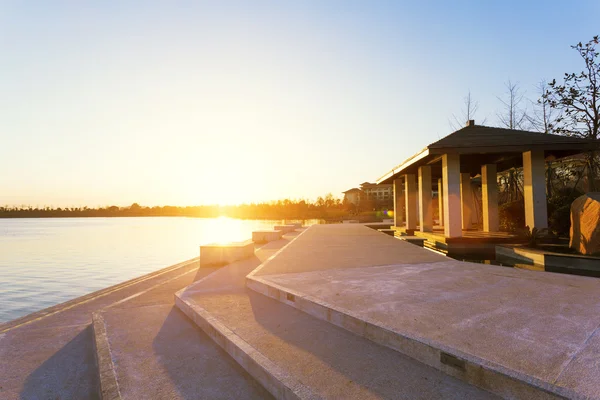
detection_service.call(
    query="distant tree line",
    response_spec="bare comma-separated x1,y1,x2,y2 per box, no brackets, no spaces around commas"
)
0,194,355,220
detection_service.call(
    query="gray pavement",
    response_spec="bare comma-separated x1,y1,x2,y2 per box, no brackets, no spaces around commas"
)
253,223,444,276
100,269,272,400
255,224,600,399
179,235,499,400
0,257,226,400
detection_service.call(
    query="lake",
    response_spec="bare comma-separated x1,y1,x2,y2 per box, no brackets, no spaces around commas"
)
0,217,317,323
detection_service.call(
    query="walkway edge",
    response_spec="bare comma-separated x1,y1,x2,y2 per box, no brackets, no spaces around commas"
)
174,293,320,400
246,274,580,400
0,257,199,333
92,312,122,400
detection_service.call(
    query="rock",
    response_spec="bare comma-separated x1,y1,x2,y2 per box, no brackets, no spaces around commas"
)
570,192,600,255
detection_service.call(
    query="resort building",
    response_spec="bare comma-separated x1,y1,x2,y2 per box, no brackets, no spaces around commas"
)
342,182,393,207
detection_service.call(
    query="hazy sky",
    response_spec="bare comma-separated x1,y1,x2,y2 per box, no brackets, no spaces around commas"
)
1,1,598,207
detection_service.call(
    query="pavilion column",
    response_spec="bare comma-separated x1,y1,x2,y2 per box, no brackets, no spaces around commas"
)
418,166,433,232
481,164,499,232
393,178,404,228
437,178,443,226
404,174,417,231
460,173,473,230
523,150,548,229
442,154,462,238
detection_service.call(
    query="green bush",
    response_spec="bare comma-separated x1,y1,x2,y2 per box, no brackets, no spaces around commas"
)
547,188,583,236
499,200,525,232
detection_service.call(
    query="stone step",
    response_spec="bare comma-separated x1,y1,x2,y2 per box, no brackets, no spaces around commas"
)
246,224,593,400
175,259,499,399
91,261,272,400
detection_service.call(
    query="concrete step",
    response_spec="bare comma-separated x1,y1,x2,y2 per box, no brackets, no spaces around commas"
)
246,224,595,399
175,259,500,399
91,261,272,400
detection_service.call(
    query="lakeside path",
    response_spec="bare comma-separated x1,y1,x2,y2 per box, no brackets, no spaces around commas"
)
0,238,283,399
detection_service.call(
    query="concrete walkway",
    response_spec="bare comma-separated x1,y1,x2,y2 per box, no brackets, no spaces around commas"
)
177,234,499,399
248,224,600,399
0,256,262,400
97,263,271,399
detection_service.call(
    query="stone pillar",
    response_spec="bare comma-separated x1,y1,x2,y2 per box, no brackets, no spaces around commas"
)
418,166,433,232
437,178,443,227
393,178,404,228
404,174,417,230
460,173,473,230
442,154,462,238
523,150,548,229
481,164,499,232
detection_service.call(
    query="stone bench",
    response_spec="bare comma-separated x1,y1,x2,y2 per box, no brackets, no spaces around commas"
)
378,228,396,236
200,240,254,267
252,230,283,243
274,225,297,234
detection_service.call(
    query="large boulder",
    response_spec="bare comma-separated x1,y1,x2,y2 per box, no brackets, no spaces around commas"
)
570,192,600,255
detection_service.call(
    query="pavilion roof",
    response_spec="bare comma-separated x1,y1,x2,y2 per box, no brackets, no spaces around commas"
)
377,122,599,185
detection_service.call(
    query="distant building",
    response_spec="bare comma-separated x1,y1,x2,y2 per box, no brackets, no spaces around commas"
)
342,182,393,207
342,188,362,205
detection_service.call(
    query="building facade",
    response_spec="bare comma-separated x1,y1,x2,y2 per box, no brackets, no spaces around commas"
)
343,182,393,208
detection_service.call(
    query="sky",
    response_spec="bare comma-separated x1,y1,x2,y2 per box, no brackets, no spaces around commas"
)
1,1,598,207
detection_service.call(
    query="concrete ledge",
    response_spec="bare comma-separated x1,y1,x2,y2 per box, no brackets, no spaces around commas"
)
174,293,317,400
252,230,283,244
377,228,396,236
399,236,427,247
200,240,254,267
246,275,575,400
92,312,122,400
497,245,600,276
273,225,296,234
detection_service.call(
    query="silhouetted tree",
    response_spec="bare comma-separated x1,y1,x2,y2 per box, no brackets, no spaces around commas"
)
545,35,600,190
449,90,487,130
496,80,529,130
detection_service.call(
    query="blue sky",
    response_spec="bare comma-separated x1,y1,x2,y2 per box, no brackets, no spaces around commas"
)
1,1,598,207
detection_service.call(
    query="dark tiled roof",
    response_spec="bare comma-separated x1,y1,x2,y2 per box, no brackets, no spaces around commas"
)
428,125,594,149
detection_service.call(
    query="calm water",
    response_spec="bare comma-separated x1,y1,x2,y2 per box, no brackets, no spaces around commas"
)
0,217,316,323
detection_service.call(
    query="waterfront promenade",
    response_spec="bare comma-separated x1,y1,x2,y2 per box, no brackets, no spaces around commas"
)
0,255,266,399
2,223,600,399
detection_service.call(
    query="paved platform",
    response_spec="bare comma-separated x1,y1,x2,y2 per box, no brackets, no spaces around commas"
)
0,258,204,400
96,265,271,400
176,233,498,400
248,224,600,399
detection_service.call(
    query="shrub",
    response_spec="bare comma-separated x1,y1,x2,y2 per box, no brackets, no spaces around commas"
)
499,200,525,232
547,187,583,236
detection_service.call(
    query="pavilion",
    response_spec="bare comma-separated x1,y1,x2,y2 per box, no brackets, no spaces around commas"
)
377,121,599,246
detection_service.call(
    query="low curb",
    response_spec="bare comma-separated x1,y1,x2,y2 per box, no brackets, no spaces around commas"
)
174,293,319,400
92,312,122,400
246,274,581,400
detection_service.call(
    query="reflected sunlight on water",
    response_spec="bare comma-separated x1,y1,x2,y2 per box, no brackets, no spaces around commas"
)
0,217,319,323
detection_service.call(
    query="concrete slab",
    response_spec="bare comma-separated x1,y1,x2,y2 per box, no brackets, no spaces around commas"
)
253,224,445,276
200,240,254,267
252,230,283,243
177,237,499,400
249,224,600,399
273,225,296,234
91,255,274,400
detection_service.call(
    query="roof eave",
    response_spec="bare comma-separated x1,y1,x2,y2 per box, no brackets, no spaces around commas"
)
376,148,430,184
